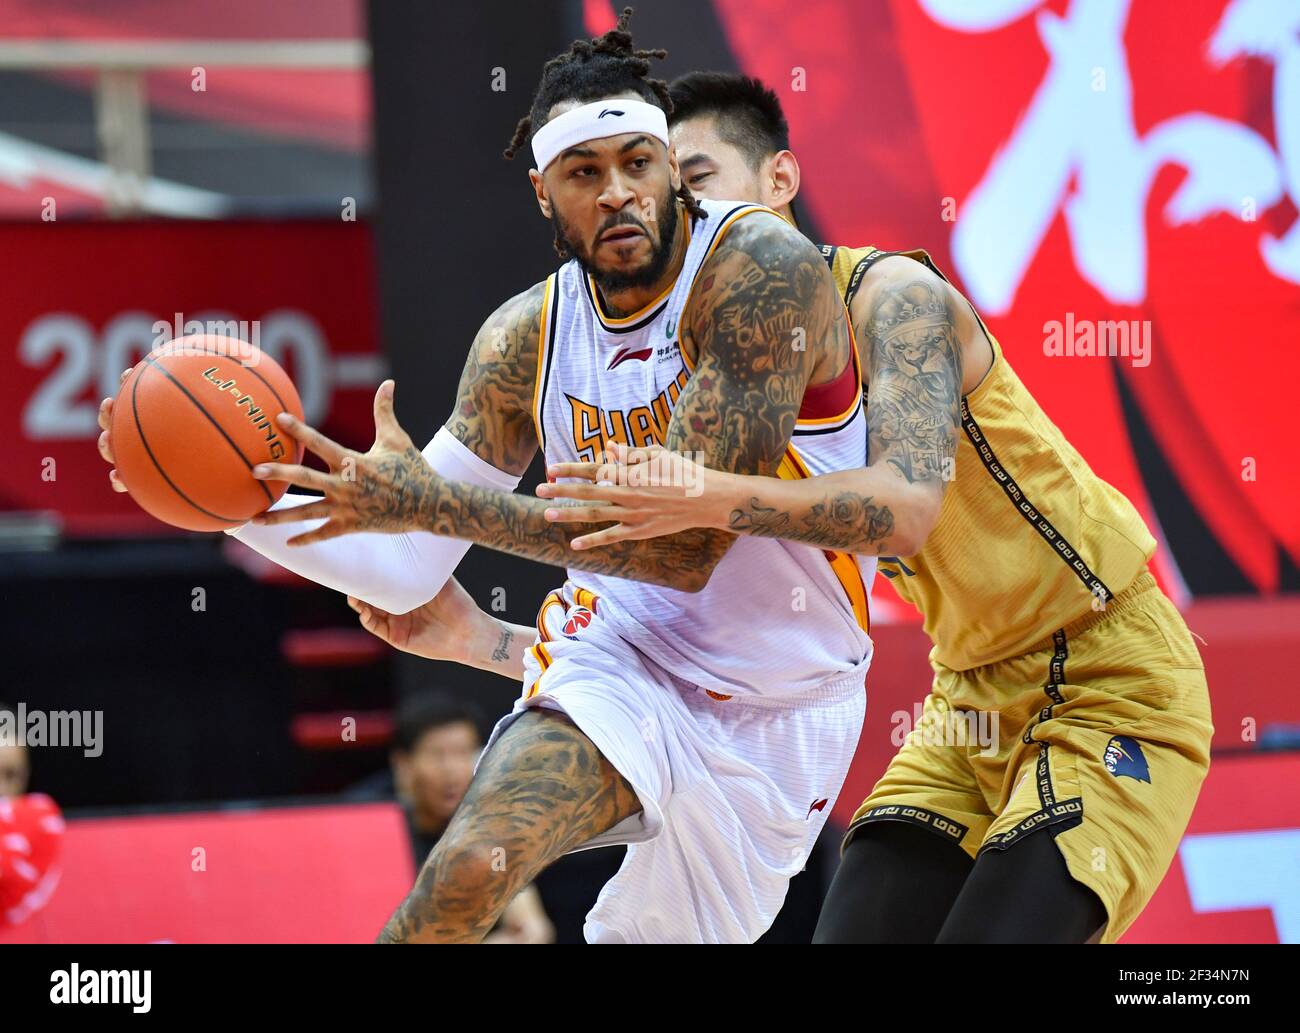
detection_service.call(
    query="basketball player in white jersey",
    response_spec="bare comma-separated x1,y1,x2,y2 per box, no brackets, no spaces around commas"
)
97,13,872,943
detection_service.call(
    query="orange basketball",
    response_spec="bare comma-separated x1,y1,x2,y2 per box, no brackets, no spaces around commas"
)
110,335,305,531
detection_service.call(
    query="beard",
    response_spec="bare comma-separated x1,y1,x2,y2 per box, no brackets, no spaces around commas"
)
553,184,680,295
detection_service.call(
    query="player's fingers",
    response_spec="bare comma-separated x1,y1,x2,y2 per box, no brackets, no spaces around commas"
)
251,462,332,493
108,469,128,493
354,602,383,635
273,413,348,467
570,523,639,550
619,442,663,466
119,367,132,385
372,380,407,448
97,429,114,464
349,596,390,627
629,443,664,461
545,461,600,483
286,521,349,547
542,503,625,524
360,610,388,640
250,498,333,526
535,479,588,499
97,396,114,435
372,378,394,420
536,480,629,502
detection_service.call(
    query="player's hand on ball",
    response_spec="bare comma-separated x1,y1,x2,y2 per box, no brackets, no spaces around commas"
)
536,443,728,550
96,367,134,494
250,380,434,545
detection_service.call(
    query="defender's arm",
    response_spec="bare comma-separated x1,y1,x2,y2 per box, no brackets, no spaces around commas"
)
541,256,962,557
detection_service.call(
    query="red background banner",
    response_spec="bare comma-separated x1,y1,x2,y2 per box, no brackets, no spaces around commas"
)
0,803,413,944
2,220,383,535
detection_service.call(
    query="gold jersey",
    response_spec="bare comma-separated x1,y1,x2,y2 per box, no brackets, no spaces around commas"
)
818,244,1157,672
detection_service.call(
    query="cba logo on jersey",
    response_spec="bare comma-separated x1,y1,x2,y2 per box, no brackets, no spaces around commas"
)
1103,735,1151,783
562,606,595,639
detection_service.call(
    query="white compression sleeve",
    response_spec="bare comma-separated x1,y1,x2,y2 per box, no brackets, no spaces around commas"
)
227,428,522,613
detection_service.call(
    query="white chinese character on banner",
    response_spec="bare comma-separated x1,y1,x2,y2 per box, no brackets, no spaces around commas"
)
920,0,1297,314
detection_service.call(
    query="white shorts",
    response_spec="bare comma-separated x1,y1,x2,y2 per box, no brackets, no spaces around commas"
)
481,583,869,944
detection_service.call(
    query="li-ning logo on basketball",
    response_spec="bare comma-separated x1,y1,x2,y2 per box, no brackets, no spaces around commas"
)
201,367,289,460
597,108,625,118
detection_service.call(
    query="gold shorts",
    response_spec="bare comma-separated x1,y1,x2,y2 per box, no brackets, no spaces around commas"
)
847,572,1212,943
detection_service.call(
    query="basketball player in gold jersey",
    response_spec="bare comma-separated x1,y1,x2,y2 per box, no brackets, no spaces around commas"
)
559,72,1216,943
351,72,1213,943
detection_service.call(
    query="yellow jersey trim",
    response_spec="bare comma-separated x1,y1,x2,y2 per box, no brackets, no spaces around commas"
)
531,274,555,451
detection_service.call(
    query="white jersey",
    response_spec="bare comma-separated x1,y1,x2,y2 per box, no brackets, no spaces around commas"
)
532,198,875,698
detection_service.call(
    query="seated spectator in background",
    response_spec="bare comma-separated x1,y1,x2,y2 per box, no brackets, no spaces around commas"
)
0,701,29,798
0,701,65,930
348,692,553,944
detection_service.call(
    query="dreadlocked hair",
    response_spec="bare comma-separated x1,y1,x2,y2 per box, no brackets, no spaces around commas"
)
504,5,707,237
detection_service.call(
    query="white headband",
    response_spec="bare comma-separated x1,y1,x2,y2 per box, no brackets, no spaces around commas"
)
531,98,669,171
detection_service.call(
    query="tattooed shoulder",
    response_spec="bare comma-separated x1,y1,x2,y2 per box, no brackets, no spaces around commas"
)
851,257,962,488
673,213,843,474
445,279,547,475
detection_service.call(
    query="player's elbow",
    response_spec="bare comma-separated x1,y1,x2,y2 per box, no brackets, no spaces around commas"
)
662,531,733,593
674,569,713,594
664,561,717,594
888,482,945,557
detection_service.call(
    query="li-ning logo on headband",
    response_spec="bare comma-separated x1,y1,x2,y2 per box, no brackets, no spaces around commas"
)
532,99,667,170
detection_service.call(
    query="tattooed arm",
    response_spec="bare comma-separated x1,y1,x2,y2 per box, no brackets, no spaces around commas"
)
443,281,548,477
541,256,963,557
664,214,831,472
253,276,715,591
721,256,960,554
424,213,826,588
254,212,828,592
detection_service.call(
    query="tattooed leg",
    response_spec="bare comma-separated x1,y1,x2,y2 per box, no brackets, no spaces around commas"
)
376,707,640,943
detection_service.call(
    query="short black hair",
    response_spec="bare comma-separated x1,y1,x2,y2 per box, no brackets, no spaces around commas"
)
392,692,482,754
668,72,791,168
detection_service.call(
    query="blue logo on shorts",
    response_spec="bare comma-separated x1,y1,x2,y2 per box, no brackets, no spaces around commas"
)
1103,735,1151,783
